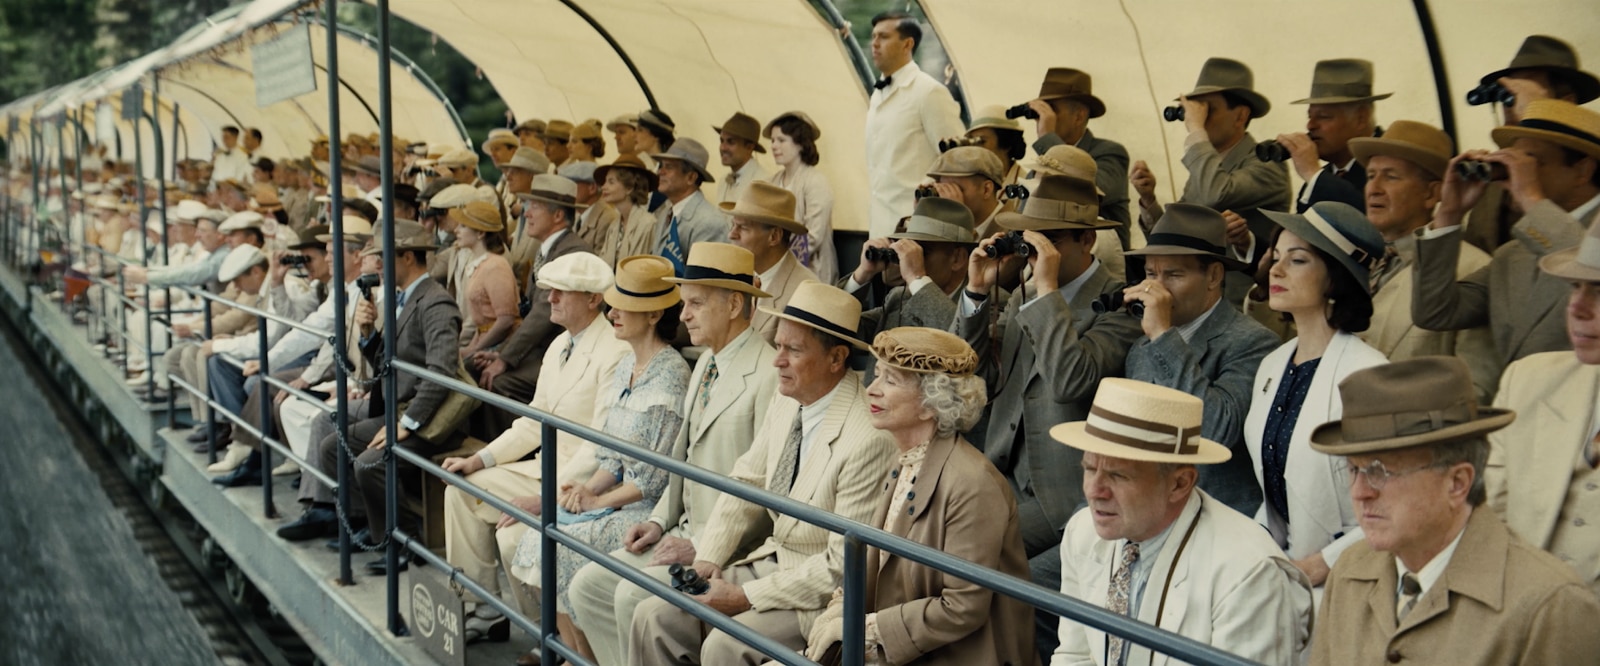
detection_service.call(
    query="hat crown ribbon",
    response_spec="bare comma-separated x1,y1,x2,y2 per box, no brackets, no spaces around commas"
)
1303,207,1375,269
1518,118,1600,148
780,304,857,342
903,215,975,242
616,283,674,298
1311,81,1373,98
1085,405,1201,456
682,264,755,285
1145,232,1226,256
1024,197,1098,223
1341,401,1475,442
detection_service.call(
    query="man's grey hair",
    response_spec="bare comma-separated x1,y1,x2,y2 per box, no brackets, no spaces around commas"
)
1428,437,1489,507
918,372,987,438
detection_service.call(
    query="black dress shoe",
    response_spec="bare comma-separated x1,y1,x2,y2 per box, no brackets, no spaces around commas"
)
139,388,170,402
186,428,210,444
276,506,338,541
365,549,414,575
212,452,263,488
326,528,377,551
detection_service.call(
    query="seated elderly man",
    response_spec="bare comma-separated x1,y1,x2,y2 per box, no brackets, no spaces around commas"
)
629,282,896,665
441,251,629,638
1051,378,1313,665
568,243,778,666
1119,203,1280,516
1309,357,1600,665
170,240,266,450
723,181,818,340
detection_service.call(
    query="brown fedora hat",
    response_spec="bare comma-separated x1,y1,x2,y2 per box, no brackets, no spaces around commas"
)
1540,210,1600,282
870,327,978,376
1310,357,1514,455
1350,120,1454,179
497,146,551,174
605,255,681,312
662,242,772,298
449,200,505,233
890,197,976,244
1482,35,1600,104
713,112,766,153
544,120,574,142
593,154,659,193
1126,203,1250,271
1491,99,1600,160
995,175,1116,232
1180,57,1271,118
757,281,868,349
1037,68,1106,118
1025,144,1104,195
1292,59,1393,105
1051,378,1231,464
718,181,802,234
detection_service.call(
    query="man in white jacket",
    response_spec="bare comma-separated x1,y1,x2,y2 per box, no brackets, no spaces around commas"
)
862,11,965,239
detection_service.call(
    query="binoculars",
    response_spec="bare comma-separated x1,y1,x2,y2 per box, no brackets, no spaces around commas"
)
1456,160,1509,182
1163,106,1185,122
984,230,1034,259
356,273,382,301
1466,82,1515,107
278,254,309,268
1005,102,1040,120
1255,141,1291,163
1092,292,1147,319
668,563,710,595
864,247,900,264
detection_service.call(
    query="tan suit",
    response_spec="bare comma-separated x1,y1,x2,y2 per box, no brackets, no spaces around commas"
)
1487,351,1600,595
751,252,818,342
1362,235,1498,402
569,328,778,666
1312,508,1600,666
630,372,896,665
575,201,621,265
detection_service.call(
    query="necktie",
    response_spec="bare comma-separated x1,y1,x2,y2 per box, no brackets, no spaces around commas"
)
770,412,803,497
695,356,719,414
1369,244,1403,293
1333,165,1349,178
560,337,575,366
1397,573,1422,623
874,76,893,90
394,288,408,319
1106,542,1141,666
662,214,686,276
1585,431,1600,469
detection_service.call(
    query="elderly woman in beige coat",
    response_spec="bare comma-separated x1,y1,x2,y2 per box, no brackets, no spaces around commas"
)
804,328,1034,665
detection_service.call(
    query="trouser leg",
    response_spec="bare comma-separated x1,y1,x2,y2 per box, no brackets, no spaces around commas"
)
207,354,248,418
444,467,537,601
569,550,667,666
303,398,367,506
496,522,538,623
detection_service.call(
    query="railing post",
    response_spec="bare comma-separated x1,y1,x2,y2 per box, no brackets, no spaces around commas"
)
377,0,402,636
842,532,867,666
150,76,172,417
258,318,276,518
325,0,353,588
203,296,218,465
540,422,558,665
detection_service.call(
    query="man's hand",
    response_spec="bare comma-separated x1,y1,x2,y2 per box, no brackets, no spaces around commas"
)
200,340,215,356
1026,230,1061,296
478,359,507,390
966,233,1008,295
1180,95,1209,135
270,251,291,286
1433,150,1494,230
691,559,723,582
1028,99,1057,138
1293,552,1330,587
496,496,541,529
853,237,894,285
274,377,310,406
891,238,928,283
929,181,964,201
1124,280,1175,340
469,350,498,371
1276,132,1322,182
172,322,193,339
241,360,260,377
623,521,664,554
690,578,751,616
366,423,410,451
1130,160,1158,207
354,298,377,337
1221,210,1253,256
122,265,149,285
1486,147,1546,211
441,454,484,476
648,535,698,566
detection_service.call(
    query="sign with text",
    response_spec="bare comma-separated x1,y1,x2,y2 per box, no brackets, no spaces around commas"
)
408,568,466,666
251,24,317,108
121,85,142,121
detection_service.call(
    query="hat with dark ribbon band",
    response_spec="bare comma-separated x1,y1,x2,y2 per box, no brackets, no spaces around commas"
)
1492,100,1600,160
662,242,772,298
1310,357,1515,455
1263,202,1385,292
1050,378,1231,464
1127,202,1251,271
605,255,680,312
757,280,868,349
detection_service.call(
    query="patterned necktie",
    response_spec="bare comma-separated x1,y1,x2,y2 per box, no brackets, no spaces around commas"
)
1106,542,1140,666
1369,244,1402,293
560,337,575,366
1397,573,1422,623
662,214,686,276
769,412,804,497
695,356,719,414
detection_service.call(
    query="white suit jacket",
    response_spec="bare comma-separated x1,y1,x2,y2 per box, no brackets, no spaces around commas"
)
863,60,965,238
480,318,630,485
1245,331,1387,565
1054,491,1314,666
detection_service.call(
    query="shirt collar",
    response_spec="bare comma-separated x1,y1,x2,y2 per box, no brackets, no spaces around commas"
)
671,192,698,218
1127,510,1180,571
801,373,846,416
1174,298,1221,343
1571,191,1600,224
882,60,920,89
707,326,755,363
399,273,429,305
729,159,761,183
1390,232,1420,265
757,254,783,292
1058,258,1101,303
539,228,567,259
1396,523,1467,598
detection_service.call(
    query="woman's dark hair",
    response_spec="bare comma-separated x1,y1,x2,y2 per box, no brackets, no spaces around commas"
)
994,128,1026,163
238,228,266,247
642,110,676,151
582,137,606,160
652,302,684,342
613,168,652,206
483,230,507,254
769,117,821,166
1251,227,1374,333
271,209,289,227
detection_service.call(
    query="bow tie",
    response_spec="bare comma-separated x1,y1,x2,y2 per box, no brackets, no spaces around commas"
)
874,75,893,90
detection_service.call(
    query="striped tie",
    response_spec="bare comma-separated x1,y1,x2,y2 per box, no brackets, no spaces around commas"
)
769,413,803,497
695,357,719,414
1106,542,1140,666
1397,573,1422,623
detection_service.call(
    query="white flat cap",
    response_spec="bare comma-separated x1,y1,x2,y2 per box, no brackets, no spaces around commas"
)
218,211,265,232
174,199,210,221
218,245,267,282
535,252,613,294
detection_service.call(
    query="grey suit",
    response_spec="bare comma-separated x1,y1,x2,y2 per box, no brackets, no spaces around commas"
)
1125,301,1280,516
488,230,594,410
1034,129,1131,248
847,275,960,340
653,191,729,270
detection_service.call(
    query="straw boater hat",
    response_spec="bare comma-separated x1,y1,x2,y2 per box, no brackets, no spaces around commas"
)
1262,201,1385,290
965,105,1023,135
870,327,978,376
1050,378,1232,464
498,147,551,174
593,154,659,192
218,245,268,283
605,114,638,132
1126,203,1251,271
1310,357,1514,455
605,255,682,312
516,174,589,210
535,251,614,295
764,110,822,140
544,120,574,142
1481,35,1600,104
449,200,504,233
288,225,330,250
481,128,520,154
662,242,772,298
713,112,766,152
1349,120,1454,179
514,119,547,137
1539,207,1600,282
1036,67,1106,118
890,197,977,245
1491,99,1600,160
1179,58,1271,118
927,146,1005,187
651,137,717,183
718,181,803,234
757,280,869,349
315,215,375,244
1291,59,1393,105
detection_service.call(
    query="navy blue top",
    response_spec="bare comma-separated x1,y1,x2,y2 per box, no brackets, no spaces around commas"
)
1261,356,1321,524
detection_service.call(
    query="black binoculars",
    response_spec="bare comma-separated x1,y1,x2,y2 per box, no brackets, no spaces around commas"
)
355,273,382,301
1456,160,1509,182
984,230,1034,259
1005,102,1040,120
1092,292,1146,319
668,563,710,595
1255,141,1291,163
914,185,938,201
864,247,900,264
278,255,309,268
1466,82,1515,107
1163,106,1185,122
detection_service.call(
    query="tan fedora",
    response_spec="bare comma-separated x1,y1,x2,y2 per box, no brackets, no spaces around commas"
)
1036,67,1106,118
497,146,551,174
605,255,682,312
1350,120,1454,179
1180,57,1271,118
359,219,436,256
1025,144,1104,195
890,197,976,244
1491,99,1600,160
514,119,547,136
435,149,478,169
651,137,717,183
544,120,574,142
1539,210,1600,282
965,105,1023,135
765,111,822,140
1050,378,1231,464
316,216,374,244
661,242,772,298
516,174,589,210
995,175,1116,231
758,280,868,349
927,146,1005,187
718,181,803,234
480,128,520,154
593,154,659,193
1291,59,1393,105
1126,202,1250,271
1482,35,1600,104
449,200,504,233
713,112,766,153
870,327,978,376
1310,357,1514,455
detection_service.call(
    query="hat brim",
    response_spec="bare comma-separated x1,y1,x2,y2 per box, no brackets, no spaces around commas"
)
1481,67,1600,105
717,201,805,235
1181,87,1271,118
755,306,869,349
888,231,977,245
1349,137,1449,179
516,192,590,210
1308,408,1515,455
995,211,1118,232
1049,422,1232,464
318,233,373,245
1491,125,1600,160
711,125,766,153
593,163,659,193
1125,244,1250,272
651,154,716,183
604,285,681,312
1261,209,1371,289
661,275,772,298
1038,93,1106,119
1539,246,1600,282
449,207,504,233
1290,92,1394,105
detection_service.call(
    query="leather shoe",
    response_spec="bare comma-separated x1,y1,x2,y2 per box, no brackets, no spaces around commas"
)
211,452,262,488
326,528,377,551
276,506,337,541
365,549,414,575
515,651,541,666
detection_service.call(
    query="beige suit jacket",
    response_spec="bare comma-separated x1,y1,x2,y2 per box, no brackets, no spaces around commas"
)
751,252,818,342
574,201,621,266
694,372,896,632
1487,351,1600,593
1362,236,1498,402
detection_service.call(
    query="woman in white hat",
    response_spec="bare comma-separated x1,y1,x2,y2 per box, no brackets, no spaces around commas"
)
805,328,1033,665
508,255,691,660
451,200,520,358
764,111,838,283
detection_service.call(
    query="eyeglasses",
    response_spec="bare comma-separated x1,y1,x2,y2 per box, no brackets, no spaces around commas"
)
1341,459,1448,490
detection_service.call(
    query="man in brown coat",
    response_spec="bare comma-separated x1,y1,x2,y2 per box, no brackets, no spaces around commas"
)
1309,357,1600,665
